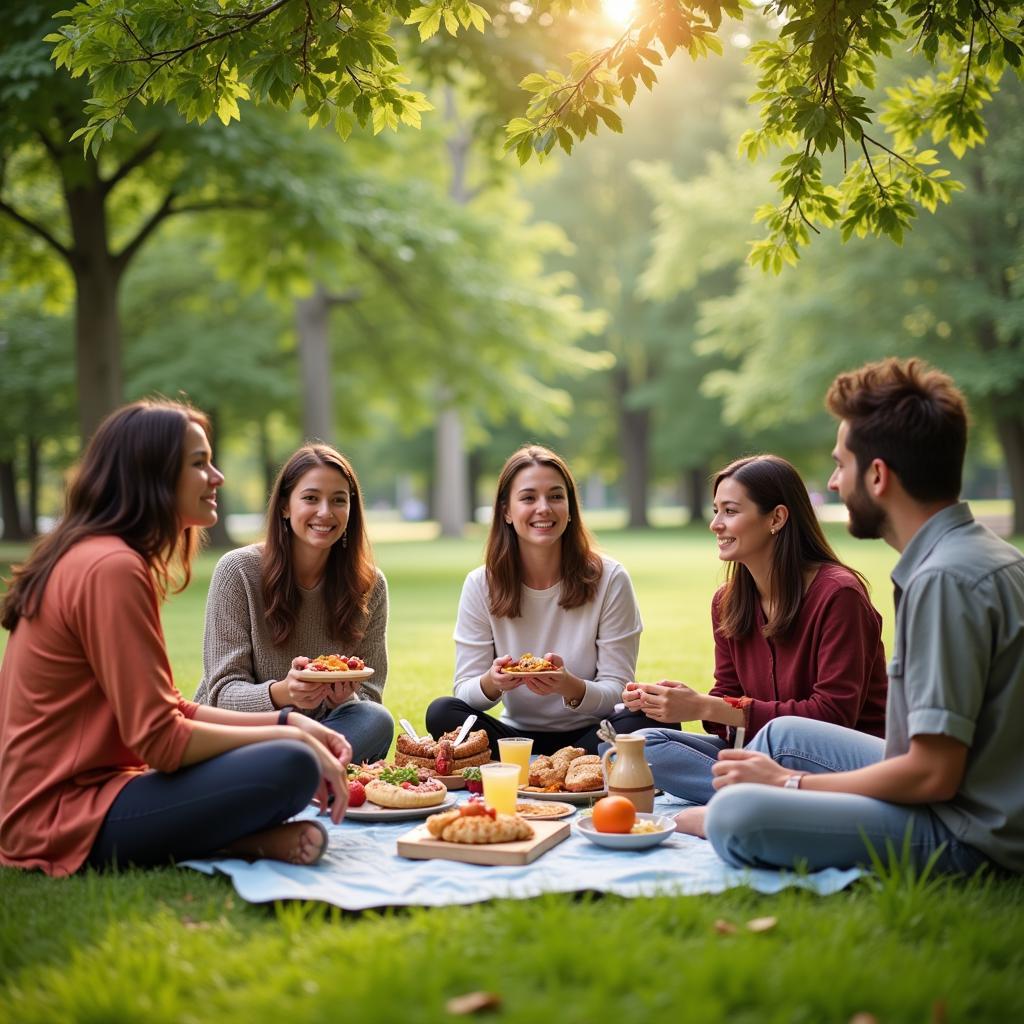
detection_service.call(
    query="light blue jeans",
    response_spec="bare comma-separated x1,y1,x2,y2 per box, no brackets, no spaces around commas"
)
705,717,992,875
637,727,731,805
322,700,394,763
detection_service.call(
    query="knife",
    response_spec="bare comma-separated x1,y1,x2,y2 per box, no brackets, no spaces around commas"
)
452,714,478,747
399,718,421,743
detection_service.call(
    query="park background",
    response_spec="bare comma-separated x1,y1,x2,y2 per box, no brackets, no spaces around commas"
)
3,1,1024,1021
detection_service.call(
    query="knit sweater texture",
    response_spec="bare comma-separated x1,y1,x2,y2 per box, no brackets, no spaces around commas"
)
194,544,388,718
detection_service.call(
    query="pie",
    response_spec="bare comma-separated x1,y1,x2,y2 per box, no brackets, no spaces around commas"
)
364,778,447,809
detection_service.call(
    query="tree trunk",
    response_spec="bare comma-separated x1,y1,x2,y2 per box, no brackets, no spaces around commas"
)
66,183,123,444
616,369,650,529
204,408,237,549
434,403,467,538
467,449,483,523
991,401,1024,536
0,458,28,541
295,285,334,444
258,417,277,501
686,464,707,525
27,436,40,536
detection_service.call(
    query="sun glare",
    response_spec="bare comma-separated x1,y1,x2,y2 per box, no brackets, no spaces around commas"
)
602,0,636,27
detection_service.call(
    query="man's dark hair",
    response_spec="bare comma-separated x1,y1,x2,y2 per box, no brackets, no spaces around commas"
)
826,358,968,502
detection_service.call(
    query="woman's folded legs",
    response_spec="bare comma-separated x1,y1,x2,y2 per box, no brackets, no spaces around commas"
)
86,739,321,870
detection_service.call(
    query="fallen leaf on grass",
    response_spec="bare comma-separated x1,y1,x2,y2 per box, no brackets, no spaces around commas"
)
745,916,778,933
713,919,738,935
931,999,947,1024
848,1014,878,1024
180,915,210,931
446,992,502,1015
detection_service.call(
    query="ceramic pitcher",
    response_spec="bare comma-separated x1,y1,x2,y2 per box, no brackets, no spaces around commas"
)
600,734,655,812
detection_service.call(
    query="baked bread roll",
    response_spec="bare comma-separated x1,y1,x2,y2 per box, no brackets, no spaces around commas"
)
564,755,603,792
394,749,492,772
395,728,491,761
364,779,447,809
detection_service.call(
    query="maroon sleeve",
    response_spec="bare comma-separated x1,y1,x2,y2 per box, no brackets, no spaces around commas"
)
744,585,883,737
703,592,740,739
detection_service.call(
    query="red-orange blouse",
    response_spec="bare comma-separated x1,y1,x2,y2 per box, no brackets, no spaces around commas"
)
0,536,197,875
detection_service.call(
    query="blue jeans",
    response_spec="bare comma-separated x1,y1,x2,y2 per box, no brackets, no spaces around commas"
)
637,727,731,804
87,740,319,869
322,699,394,763
705,717,992,875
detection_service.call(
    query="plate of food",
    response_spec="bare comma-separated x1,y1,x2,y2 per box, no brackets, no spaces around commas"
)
575,811,677,850
499,653,560,677
516,745,606,803
346,795,457,822
518,786,607,805
515,800,577,820
345,766,452,821
294,653,374,683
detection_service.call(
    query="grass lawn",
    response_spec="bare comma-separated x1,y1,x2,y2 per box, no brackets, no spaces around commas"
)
2,524,1023,1022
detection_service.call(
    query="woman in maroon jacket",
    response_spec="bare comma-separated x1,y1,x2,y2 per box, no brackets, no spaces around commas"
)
624,454,887,804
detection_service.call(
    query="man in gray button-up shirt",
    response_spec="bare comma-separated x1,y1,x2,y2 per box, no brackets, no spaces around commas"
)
679,357,1024,875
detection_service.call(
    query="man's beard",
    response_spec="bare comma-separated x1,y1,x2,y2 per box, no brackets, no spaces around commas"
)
845,478,887,539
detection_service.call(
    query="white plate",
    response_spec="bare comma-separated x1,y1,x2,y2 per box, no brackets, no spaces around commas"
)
517,787,607,805
294,667,375,682
499,669,560,677
344,794,456,822
515,800,577,820
575,812,676,850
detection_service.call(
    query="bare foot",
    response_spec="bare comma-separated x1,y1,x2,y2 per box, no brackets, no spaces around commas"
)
223,820,329,865
674,807,707,839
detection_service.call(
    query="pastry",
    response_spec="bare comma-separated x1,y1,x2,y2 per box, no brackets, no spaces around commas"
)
426,805,533,844
395,728,491,762
394,749,492,772
501,653,557,673
525,746,604,793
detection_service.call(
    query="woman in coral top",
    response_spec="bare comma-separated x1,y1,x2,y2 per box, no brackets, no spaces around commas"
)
0,400,349,876
627,454,887,805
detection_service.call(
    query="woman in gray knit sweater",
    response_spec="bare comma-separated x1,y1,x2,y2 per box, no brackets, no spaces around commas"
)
195,444,394,762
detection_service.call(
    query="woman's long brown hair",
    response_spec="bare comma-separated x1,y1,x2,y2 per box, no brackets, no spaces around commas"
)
714,454,866,640
262,444,376,646
485,445,602,619
1,400,209,631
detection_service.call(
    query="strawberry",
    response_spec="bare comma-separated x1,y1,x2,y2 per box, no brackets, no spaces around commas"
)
348,781,366,807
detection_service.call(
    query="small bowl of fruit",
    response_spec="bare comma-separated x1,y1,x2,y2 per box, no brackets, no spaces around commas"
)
575,796,675,851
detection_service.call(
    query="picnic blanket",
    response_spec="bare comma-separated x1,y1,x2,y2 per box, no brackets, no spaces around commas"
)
182,795,861,909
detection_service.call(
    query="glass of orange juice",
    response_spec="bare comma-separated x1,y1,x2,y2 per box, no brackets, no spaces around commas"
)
480,763,520,815
497,736,533,786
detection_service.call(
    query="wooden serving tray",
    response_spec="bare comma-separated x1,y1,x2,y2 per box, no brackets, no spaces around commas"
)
396,818,570,865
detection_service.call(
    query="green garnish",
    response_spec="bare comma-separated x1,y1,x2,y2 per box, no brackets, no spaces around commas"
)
379,765,420,785
460,766,483,782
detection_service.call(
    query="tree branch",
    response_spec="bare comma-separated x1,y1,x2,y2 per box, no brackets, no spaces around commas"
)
0,199,72,262
102,132,164,195
113,190,177,271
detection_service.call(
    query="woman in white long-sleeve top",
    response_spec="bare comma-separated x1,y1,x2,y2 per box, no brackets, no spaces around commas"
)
426,444,666,757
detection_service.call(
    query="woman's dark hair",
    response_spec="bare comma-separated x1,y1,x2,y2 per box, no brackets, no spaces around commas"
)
714,454,865,640
262,444,375,646
1,399,209,631
485,444,602,618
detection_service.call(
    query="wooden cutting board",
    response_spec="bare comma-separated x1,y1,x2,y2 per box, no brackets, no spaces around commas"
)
396,818,570,865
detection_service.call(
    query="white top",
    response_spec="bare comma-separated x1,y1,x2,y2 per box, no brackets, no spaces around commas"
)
452,555,642,731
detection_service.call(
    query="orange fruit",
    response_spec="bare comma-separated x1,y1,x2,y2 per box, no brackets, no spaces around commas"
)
591,795,637,834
